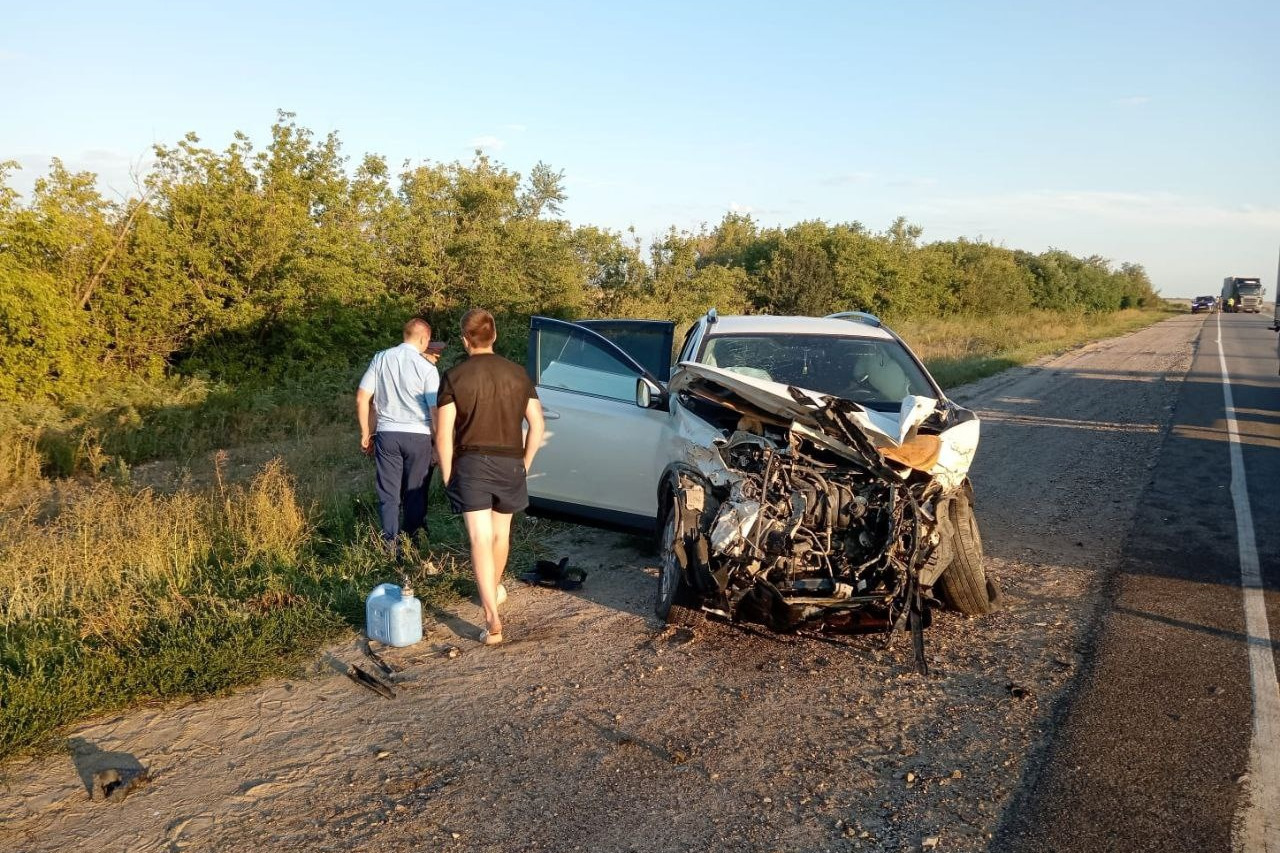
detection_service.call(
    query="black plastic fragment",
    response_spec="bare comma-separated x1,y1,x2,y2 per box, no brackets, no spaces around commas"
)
518,557,587,589
347,663,396,699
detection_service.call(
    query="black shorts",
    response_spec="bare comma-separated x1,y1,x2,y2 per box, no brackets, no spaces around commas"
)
446,453,528,514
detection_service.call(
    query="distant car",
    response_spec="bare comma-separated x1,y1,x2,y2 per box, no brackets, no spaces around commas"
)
523,311,1001,638
1191,296,1216,314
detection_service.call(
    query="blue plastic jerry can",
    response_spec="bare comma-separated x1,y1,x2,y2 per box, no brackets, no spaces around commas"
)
365,583,423,647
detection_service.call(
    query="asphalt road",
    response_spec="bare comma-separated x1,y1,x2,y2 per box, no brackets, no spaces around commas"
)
998,311,1280,852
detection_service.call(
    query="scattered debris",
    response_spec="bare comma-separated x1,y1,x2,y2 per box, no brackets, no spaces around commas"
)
346,663,396,699
360,642,401,681
519,557,587,590
91,767,150,802
1006,682,1033,700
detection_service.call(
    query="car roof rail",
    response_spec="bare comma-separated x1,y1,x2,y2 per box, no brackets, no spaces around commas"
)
825,310,882,328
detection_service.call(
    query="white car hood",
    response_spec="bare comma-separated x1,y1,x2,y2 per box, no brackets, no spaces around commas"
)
668,362,979,489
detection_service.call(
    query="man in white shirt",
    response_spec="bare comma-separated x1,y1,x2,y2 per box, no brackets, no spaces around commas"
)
356,318,440,555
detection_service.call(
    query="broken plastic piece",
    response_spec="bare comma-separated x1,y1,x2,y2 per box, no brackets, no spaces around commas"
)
92,767,150,802
347,663,396,699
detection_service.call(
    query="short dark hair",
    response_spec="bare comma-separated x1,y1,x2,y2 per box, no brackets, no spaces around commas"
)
460,308,497,347
403,318,431,341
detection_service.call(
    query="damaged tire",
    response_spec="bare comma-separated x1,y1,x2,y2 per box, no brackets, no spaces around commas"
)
654,511,695,623
936,484,1001,616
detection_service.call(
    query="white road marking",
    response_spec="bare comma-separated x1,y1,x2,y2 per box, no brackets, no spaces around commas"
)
1217,313,1280,852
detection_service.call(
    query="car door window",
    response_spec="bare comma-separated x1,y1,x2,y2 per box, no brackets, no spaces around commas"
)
533,322,642,403
576,320,674,379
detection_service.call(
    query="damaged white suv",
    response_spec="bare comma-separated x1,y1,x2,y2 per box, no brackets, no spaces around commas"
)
525,311,1000,650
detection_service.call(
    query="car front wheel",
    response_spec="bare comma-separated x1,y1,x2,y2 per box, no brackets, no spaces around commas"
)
936,485,1002,615
655,511,683,622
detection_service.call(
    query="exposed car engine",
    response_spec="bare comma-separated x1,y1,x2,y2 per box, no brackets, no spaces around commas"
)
660,367,990,672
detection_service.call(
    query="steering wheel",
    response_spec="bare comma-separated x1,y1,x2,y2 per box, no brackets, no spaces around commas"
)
840,370,877,399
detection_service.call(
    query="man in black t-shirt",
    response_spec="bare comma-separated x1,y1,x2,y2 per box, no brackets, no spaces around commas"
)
436,308,545,646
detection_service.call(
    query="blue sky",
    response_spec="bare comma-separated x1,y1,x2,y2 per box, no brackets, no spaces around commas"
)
2,0,1277,296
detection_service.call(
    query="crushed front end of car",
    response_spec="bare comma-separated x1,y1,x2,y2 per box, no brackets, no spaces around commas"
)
657,365,990,670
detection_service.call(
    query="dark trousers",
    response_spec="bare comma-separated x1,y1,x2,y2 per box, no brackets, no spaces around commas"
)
374,431,434,551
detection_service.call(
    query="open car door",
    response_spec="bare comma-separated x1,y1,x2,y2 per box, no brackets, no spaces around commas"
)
525,317,675,533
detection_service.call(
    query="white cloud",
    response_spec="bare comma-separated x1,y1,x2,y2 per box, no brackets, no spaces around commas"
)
470,134,505,151
886,176,938,189
917,190,1280,231
81,149,132,165
822,172,936,190
729,202,753,214
1113,95,1151,107
820,172,875,186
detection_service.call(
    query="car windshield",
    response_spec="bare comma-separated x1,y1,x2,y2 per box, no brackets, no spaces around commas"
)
700,333,935,409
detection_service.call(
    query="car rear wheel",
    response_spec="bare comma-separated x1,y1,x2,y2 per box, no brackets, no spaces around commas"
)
936,485,1001,615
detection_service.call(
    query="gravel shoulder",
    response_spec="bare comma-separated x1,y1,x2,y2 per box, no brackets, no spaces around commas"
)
0,316,1202,853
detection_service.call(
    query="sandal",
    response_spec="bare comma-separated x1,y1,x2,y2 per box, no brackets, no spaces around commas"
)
518,557,588,590
479,628,504,646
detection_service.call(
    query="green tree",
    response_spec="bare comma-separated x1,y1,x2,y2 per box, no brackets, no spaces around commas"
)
0,115,1163,402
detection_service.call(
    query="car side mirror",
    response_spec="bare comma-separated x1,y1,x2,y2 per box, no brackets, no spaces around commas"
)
636,376,666,410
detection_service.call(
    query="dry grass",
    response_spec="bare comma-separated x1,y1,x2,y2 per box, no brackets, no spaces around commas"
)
0,450,545,757
0,460,308,635
0,459,346,756
0,431,43,510
895,308,1169,387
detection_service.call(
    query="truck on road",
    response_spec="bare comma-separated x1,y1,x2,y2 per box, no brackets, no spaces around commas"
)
1222,275,1264,313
